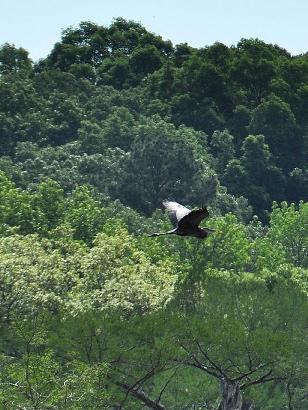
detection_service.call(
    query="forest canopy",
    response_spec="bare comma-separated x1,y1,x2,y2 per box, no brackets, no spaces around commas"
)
0,18,307,409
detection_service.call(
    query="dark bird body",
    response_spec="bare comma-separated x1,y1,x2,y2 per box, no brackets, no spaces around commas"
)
149,201,215,239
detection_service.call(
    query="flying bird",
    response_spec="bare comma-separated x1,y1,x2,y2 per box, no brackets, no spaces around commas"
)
149,201,215,239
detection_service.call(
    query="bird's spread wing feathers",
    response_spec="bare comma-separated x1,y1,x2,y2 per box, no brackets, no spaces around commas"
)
179,207,209,228
162,200,191,226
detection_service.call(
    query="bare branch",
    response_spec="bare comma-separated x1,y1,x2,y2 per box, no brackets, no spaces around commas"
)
195,339,227,378
114,380,166,410
241,369,286,390
156,367,179,404
233,362,272,382
176,341,221,379
117,367,157,408
183,358,220,379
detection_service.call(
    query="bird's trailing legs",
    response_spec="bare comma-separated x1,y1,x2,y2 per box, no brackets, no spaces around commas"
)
148,229,177,237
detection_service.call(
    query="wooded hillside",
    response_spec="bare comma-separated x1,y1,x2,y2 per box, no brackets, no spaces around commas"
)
0,19,307,409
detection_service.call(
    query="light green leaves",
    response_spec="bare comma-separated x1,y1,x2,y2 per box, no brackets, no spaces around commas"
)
70,229,177,315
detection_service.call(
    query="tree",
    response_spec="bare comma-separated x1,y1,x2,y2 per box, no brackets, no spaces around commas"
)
0,234,80,320
171,94,225,134
101,107,135,150
118,116,218,214
68,226,177,315
97,56,131,89
64,186,105,243
0,171,37,234
268,201,308,267
286,167,308,203
231,38,278,104
203,42,233,74
69,63,96,82
210,129,235,174
222,159,249,197
280,58,308,89
9,142,83,191
0,75,37,116
43,93,83,145
230,105,251,148
171,270,308,409
130,45,163,77
31,179,65,234
78,120,105,154
225,134,287,220
173,42,195,67
0,43,32,75
249,96,299,171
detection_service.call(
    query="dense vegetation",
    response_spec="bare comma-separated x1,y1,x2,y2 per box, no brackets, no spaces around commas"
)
0,18,307,409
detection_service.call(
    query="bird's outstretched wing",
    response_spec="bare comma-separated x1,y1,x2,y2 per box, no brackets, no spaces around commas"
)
163,200,191,226
178,207,209,228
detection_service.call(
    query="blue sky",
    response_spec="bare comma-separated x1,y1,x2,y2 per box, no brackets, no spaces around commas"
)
1,0,308,61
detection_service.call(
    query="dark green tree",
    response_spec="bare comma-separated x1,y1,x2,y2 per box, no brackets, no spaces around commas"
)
210,129,235,174
249,96,300,171
0,43,32,75
118,116,217,214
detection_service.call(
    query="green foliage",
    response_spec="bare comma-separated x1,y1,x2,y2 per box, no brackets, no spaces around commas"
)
31,179,65,233
0,43,32,75
117,115,217,214
0,190,306,408
268,201,308,267
69,228,177,315
0,234,79,318
100,106,135,150
203,213,251,271
249,96,299,170
222,134,287,221
0,19,308,409
63,185,105,243
210,129,235,174
0,171,36,234
1,20,307,218
0,316,109,409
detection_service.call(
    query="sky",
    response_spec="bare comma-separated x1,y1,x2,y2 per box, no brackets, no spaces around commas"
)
1,0,308,61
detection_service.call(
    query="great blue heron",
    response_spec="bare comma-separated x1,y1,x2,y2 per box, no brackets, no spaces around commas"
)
149,201,215,239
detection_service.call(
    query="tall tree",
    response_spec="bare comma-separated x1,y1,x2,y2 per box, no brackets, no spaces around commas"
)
118,116,217,214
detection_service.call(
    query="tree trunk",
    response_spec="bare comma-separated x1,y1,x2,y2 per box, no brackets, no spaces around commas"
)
218,378,242,410
242,401,255,410
217,379,255,410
